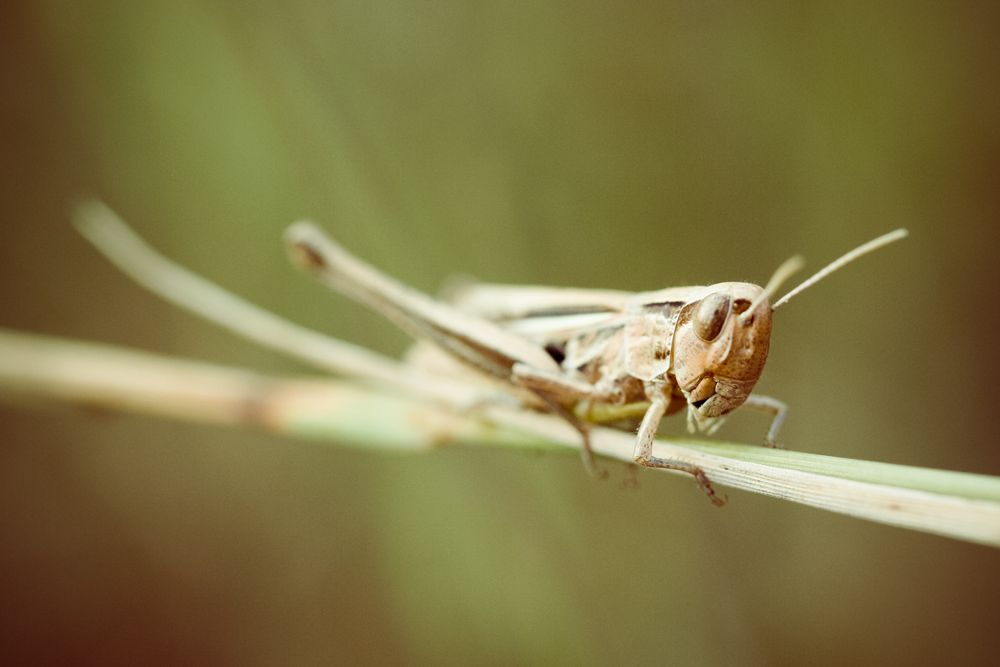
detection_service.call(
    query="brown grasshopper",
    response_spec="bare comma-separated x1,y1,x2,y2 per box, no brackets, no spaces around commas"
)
285,225,907,504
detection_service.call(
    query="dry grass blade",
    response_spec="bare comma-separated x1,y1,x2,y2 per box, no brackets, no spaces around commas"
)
1,327,999,548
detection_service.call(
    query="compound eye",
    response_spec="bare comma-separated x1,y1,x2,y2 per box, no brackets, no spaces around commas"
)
693,292,731,342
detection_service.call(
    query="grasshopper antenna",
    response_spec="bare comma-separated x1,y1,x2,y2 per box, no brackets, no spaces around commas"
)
770,228,909,311
741,254,806,322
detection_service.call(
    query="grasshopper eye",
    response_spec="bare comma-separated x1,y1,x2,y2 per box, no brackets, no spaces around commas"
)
693,293,731,341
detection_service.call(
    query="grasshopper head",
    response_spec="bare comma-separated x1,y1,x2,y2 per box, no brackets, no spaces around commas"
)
669,228,908,433
672,283,773,423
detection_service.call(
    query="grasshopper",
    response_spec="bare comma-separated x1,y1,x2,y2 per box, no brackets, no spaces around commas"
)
285,224,907,504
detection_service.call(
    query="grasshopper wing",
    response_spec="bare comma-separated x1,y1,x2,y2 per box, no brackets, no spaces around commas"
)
446,283,633,344
450,283,709,319
449,282,708,347
447,283,633,321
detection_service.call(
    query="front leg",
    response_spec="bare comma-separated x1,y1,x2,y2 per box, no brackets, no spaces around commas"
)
634,384,725,506
741,394,788,448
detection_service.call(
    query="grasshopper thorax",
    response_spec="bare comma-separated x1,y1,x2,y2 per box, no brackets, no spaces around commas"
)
671,282,772,419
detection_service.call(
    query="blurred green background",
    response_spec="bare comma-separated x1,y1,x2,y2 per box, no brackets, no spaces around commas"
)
2,1,1000,664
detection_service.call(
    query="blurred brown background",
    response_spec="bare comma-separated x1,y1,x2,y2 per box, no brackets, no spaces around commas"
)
2,1,999,664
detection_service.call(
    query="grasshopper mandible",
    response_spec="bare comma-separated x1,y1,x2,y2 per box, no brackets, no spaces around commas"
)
285,224,907,504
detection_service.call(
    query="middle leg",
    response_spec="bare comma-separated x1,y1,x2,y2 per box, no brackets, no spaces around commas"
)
511,362,622,478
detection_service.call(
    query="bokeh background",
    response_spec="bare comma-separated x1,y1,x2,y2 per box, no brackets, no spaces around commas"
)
3,2,1000,664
